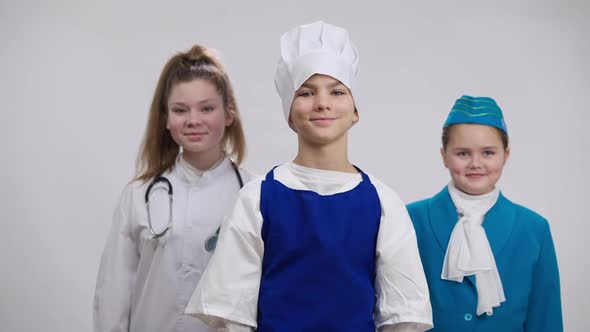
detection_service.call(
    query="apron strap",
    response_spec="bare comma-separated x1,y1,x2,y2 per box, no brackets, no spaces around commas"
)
264,166,280,181
352,165,372,184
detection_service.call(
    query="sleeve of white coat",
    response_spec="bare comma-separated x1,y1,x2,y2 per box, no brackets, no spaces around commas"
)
93,186,139,332
223,322,255,332
370,176,433,332
185,178,264,329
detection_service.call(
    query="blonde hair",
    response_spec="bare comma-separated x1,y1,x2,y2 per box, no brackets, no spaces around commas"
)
135,45,246,182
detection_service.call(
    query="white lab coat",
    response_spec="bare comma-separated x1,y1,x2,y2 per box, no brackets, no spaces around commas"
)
185,163,433,332
93,156,253,332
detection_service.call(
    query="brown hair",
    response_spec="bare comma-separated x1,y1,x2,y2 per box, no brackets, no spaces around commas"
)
135,45,246,182
442,125,508,150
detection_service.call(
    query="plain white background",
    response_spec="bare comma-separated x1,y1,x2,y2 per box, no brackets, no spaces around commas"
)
1,0,588,330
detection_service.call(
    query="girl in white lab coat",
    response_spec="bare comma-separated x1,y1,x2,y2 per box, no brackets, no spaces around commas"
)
93,44,253,332
185,21,432,332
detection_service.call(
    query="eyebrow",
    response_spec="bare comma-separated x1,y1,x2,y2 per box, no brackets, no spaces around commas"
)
168,99,218,106
168,102,187,107
451,146,500,151
299,81,346,90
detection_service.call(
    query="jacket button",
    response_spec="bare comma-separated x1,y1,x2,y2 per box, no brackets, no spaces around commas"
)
464,313,473,321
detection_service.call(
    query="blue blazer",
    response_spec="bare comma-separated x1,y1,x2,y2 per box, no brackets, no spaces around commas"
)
407,187,562,332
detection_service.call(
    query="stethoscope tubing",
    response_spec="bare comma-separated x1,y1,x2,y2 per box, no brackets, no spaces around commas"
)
145,160,243,242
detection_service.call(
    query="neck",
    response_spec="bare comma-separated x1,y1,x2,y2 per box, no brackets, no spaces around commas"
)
182,149,224,171
293,137,355,173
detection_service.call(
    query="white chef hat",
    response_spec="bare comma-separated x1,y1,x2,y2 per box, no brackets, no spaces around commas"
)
274,21,360,126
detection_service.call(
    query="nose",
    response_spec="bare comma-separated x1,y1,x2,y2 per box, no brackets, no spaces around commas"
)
186,109,203,126
469,154,482,168
314,91,331,112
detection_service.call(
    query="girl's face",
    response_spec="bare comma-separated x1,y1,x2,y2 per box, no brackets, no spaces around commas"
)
441,124,510,195
166,79,233,163
289,74,358,147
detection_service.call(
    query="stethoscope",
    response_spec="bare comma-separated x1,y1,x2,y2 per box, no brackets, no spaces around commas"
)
144,160,244,252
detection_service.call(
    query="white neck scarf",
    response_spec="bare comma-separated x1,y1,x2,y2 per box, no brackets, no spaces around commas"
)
441,182,505,316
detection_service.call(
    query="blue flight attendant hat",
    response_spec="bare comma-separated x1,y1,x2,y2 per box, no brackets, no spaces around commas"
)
444,95,508,134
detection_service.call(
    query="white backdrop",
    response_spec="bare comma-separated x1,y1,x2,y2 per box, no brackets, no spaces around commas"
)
1,0,588,331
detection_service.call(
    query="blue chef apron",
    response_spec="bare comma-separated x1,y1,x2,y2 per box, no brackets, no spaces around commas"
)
257,166,381,331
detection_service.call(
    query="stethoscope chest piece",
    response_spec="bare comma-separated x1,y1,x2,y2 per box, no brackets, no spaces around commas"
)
204,232,219,252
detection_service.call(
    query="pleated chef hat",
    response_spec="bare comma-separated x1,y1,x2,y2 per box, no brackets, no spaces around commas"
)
274,21,360,128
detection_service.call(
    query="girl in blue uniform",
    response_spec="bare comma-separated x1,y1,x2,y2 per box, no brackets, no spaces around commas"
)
185,21,433,332
407,95,563,331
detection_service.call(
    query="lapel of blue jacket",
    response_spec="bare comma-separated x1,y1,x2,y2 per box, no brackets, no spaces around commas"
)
482,192,517,256
428,187,517,286
427,186,457,254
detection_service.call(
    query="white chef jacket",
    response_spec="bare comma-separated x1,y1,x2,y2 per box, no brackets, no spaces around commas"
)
185,163,433,332
93,156,253,332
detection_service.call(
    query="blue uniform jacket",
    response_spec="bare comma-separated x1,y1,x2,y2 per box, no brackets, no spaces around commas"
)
407,187,562,332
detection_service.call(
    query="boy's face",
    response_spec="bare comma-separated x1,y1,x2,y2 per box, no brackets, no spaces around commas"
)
289,74,358,147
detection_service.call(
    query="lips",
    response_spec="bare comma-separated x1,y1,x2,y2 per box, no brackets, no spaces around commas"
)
466,173,486,178
185,132,206,140
310,117,337,126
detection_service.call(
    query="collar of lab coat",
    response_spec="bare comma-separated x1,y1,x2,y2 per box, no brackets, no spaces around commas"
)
171,155,234,187
428,186,517,257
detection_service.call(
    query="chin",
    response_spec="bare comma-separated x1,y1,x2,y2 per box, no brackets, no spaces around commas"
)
182,146,209,154
467,186,493,195
453,182,483,195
